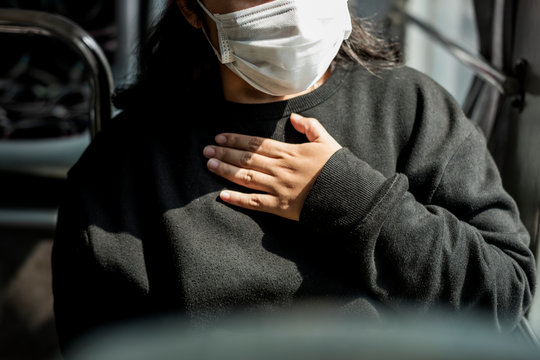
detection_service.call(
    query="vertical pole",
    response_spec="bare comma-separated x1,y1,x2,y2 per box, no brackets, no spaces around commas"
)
115,0,140,86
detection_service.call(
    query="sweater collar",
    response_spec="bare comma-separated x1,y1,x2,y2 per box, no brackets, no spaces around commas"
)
218,62,353,122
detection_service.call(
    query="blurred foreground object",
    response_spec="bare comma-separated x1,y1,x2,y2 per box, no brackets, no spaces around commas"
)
68,312,540,360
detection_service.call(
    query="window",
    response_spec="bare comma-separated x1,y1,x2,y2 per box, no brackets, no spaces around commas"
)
403,0,479,105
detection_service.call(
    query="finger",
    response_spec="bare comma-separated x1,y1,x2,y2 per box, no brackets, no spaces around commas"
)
204,146,275,175
220,190,282,216
207,158,275,193
290,113,328,143
215,133,287,157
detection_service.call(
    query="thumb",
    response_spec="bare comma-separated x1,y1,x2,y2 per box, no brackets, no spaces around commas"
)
290,113,327,143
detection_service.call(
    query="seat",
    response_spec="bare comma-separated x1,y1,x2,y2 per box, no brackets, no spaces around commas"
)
0,8,113,138
0,9,114,359
0,9,113,231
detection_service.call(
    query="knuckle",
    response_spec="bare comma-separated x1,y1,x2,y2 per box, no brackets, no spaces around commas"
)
240,151,252,166
214,147,225,158
248,137,263,152
278,198,291,211
242,170,254,185
249,195,263,209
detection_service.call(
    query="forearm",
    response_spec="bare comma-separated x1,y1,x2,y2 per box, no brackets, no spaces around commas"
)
300,148,535,330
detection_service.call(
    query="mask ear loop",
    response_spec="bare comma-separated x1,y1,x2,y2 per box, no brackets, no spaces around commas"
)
200,27,224,63
195,0,234,64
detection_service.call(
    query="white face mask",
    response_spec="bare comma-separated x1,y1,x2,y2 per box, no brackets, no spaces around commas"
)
195,0,352,96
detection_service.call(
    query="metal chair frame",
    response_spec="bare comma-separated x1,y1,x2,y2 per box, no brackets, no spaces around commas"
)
0,9,113,137
0,9,113,231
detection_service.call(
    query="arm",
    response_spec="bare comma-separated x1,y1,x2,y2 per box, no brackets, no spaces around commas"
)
204,114,535,330
302,135,535,330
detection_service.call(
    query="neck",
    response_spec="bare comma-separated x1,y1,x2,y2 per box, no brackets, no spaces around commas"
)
220,65,331,104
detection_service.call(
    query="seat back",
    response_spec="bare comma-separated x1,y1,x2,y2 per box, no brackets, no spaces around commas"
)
0,9,113,231
0,9,113,138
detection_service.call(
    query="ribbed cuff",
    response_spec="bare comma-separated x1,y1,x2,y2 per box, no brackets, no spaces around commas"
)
300,148,389,233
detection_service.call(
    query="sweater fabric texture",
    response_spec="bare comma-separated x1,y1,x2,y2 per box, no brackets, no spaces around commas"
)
52,63,536,348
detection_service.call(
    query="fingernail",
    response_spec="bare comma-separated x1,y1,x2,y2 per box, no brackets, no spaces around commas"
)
220,191,231,200
203,146,216,158
216,135,227,145
290,113,302,121
208,159,219,170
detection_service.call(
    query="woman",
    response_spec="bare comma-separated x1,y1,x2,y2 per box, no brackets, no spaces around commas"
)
52,0,535,350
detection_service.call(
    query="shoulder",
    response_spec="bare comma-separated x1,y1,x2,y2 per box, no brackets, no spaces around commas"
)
67,110,148,182
345,63,459,106
338,62,476,142
367,64,474,137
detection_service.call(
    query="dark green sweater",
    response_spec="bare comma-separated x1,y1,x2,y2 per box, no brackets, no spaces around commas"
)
52,63,535,348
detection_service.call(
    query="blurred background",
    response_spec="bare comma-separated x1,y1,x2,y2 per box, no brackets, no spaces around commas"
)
0,0,539,359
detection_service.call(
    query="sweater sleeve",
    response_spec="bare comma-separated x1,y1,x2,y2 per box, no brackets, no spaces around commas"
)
300,127,536,331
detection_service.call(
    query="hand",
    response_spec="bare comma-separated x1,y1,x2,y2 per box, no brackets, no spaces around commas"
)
203,113,342,221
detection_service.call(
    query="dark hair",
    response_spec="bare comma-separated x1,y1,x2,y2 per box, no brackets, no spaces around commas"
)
113,2,400,111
